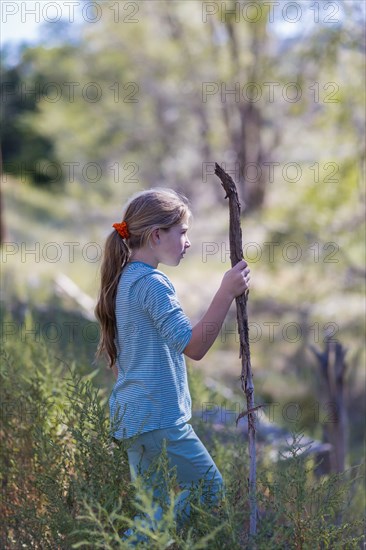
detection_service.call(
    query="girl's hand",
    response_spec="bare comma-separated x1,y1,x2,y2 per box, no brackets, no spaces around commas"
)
185,259,251,361
220,260,250,301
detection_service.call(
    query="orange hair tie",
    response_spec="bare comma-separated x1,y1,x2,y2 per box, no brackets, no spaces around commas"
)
112,221,130,239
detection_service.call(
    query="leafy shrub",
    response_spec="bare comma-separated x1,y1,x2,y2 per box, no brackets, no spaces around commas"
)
255,433,364,549
1,313,364,549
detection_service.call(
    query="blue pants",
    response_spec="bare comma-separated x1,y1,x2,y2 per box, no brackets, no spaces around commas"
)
126,422,223,525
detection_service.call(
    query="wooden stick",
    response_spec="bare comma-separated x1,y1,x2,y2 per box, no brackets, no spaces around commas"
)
214,162,257,537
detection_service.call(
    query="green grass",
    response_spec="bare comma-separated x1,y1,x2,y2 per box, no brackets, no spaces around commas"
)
1,332,364,548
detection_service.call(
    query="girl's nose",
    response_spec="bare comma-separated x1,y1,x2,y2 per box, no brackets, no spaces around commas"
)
185,238,191,248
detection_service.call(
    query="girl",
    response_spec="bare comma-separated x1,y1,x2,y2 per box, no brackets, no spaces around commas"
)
95,188,250,532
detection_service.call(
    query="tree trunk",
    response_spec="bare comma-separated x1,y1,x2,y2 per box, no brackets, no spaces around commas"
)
0,146,4,245
310,337,348,473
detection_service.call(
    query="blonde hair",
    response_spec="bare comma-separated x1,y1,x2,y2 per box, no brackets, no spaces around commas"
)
95,188,191,368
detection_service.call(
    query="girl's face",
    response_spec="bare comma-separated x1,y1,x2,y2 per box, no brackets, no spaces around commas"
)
157,220,191,266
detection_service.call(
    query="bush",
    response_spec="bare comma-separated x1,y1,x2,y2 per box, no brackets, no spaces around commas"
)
1,336,132,548
255,433,364,549
1,314,364,549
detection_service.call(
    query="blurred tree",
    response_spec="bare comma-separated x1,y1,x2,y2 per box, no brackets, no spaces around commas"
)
0,49,60,187
203,1,274,210
2,0,364,216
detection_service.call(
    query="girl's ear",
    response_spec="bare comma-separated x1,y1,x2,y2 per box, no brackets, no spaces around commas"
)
150,228,160,245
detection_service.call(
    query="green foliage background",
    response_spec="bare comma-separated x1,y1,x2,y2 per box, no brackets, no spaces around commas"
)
1,0,365,547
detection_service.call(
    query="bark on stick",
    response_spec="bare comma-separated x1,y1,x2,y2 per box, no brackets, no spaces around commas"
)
215,162,257,537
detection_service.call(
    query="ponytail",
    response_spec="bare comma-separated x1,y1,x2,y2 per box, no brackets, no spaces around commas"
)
95,231,130,367
95,187,191,369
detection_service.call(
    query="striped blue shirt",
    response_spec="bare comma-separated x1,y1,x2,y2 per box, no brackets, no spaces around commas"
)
110,260,193,440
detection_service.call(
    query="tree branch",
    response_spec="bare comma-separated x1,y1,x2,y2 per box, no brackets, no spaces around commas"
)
214,162,258,537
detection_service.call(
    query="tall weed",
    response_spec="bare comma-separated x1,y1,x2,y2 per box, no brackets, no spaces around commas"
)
1,314,364,548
